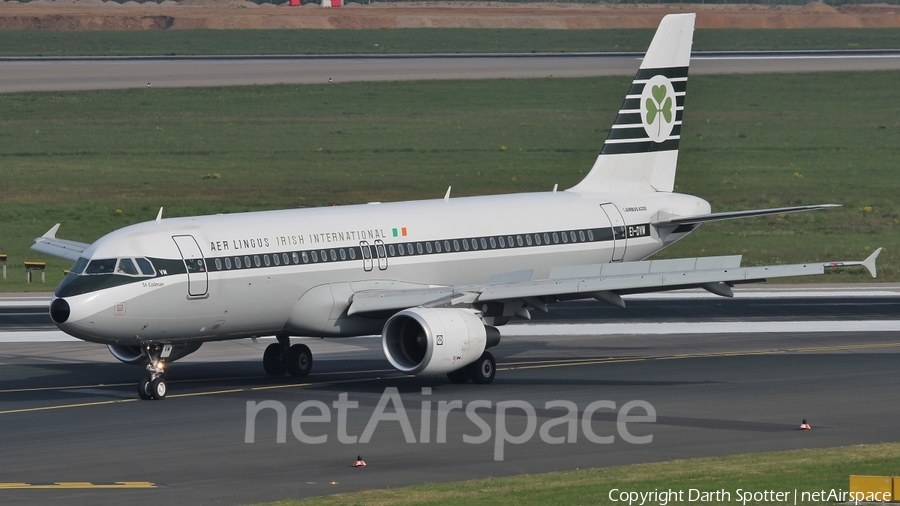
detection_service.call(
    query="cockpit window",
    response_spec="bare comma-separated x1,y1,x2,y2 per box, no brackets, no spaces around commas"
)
136,258,155,276
70,257,89,275
117,258,139,275
85,259,117,275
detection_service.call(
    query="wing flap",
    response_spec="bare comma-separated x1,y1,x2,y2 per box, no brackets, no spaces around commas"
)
346,251,880,316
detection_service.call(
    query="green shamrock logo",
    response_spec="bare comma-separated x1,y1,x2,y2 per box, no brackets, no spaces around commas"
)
645,84,673,137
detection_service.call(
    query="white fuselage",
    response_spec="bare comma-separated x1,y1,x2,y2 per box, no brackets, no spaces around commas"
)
53,189,710,346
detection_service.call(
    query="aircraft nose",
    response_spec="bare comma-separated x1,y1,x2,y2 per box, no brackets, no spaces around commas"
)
50,298,70,324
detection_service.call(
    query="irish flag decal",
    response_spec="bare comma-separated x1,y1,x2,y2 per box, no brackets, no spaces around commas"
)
392,227,408,237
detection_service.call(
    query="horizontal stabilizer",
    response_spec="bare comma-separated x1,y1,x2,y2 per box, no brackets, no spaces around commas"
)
32,224,89,261
652,204,840,227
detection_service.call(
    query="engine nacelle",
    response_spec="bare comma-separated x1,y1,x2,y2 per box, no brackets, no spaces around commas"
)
382,308,500,376
107,343,203,366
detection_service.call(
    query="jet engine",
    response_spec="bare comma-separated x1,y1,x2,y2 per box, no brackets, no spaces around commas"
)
107,343,203,366
382,308,500,375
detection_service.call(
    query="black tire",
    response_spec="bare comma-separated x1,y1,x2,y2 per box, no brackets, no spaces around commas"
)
138,376,152,400
286,344,313,377
447,368,470,384
150,377,167,400
263,343,287,376
466,352,496,384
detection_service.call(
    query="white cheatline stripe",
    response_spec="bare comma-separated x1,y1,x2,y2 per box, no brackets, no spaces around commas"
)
501,320,900,337
627,290,900,300
0,300,52,308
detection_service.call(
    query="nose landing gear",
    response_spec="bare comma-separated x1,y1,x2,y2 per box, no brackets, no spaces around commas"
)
137,344,170,400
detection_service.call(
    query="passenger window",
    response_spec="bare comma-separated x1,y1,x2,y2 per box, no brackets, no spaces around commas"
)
311,251,318,262
235,257,242,268
283,253,290,265
499,236,506,248
85,258,117,275
398,245,406,256
534,234,541,245
292,252,300,264
416,243,424,255
225,257,232,269
136,257,155,275
388,245,395,257
244,256,251,268
489,237,496,249
215,259,222,270
552,232,559,244
562,232,569,243
525,235,533,246
350,248,357,260
544,233,550,244
570,231,577,242
516,235,523,247
254,255,261,267
453,240,460,251
320,250,327,262
340,249,347,261
435,241,442,253
425,242,433,254
264,255,271,266
462,240,469,251
330,249,338,261
406,244,414,255
507,236,514,247
273,254,281,266
588,230,595,241
301,252,309,263
117,258,139,275
471,239,478,250
480,238,487,249
444,240,451,252
579,231,586,242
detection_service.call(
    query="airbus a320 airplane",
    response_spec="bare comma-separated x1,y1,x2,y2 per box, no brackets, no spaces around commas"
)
34,13,880,400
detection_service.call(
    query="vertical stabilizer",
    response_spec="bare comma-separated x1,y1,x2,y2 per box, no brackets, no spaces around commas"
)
569,13,695,194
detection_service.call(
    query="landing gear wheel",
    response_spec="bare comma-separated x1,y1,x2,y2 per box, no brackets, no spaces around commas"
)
286,344,313,377
138,376,152,400
150,377,167,400
263,343,287,376
466,351,496,384
447,368,470,384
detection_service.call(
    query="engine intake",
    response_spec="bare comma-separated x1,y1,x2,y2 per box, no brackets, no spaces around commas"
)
382,308,499,376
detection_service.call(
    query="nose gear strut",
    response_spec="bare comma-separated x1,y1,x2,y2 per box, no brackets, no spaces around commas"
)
137,344,171,400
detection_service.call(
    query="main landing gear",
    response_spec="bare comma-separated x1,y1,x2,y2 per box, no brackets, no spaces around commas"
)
263,333,313,378
446,351,496,385
138,344,170,400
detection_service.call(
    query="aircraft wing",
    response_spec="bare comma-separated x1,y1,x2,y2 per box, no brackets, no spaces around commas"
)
652,204,840,227
347,249,881,317
31,224,90,262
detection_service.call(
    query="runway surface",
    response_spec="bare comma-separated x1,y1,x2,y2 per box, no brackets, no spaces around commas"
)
1,286,899,505
2,51,899,92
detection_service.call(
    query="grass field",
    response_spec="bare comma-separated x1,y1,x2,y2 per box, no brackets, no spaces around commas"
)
1,28,899,57
0,71,897,290
255,443,900,505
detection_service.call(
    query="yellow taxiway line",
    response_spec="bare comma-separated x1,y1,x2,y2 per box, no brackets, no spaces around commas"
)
0,481,156,489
